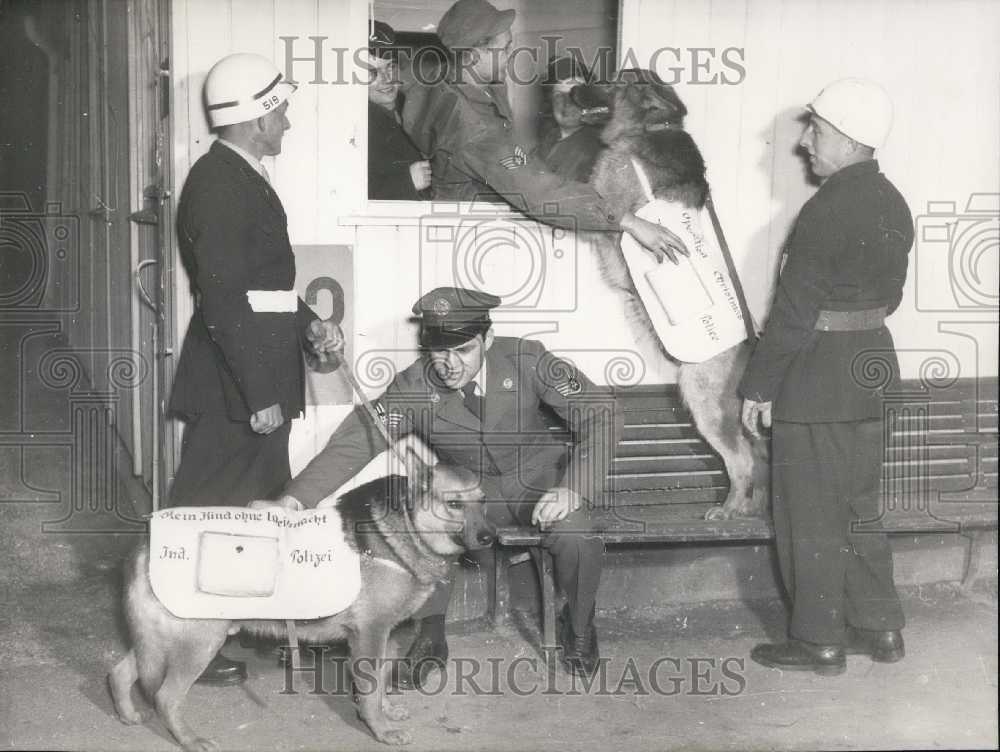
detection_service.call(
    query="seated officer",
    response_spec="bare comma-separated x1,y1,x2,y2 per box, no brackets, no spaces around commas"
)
277,287,623,684
401,0,689,263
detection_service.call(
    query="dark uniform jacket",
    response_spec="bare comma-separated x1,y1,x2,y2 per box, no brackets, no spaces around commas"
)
286,337,623,508
533,122,605,183
170,141,317,422
401,75,621,232
739,160,913,422
368,101,426,200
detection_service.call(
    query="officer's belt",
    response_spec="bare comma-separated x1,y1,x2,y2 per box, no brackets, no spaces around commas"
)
814,307,887,331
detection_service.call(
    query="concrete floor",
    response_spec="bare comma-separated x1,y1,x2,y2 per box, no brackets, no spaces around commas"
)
1,500,997,752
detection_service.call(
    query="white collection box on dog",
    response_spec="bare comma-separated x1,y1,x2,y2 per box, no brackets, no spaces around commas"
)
148,506,361,619
620,158,749,363
196,531,280,597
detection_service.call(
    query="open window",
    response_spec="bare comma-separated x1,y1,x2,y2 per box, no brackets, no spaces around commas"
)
366,0,619,206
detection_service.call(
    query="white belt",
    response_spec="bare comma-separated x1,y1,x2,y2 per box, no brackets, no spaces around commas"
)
247,289,297,312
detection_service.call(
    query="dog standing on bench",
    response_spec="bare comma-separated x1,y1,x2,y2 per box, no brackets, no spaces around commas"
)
108,446,494,749
577,69,769,520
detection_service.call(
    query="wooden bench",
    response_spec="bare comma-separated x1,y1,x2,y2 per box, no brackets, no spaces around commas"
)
492,378,999,651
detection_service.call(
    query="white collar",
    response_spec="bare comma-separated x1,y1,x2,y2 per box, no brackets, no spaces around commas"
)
473,359,486,396
219,139,268,181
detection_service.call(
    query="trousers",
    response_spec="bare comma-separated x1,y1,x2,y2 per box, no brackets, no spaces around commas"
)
419,476,604,635
168,413,291,508
771,418,905,644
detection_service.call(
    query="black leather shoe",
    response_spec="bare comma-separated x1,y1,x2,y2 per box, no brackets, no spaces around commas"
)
846,627,905,663
392,633,449,690
750,640,846,676
557,606,600,679
196,652,248,686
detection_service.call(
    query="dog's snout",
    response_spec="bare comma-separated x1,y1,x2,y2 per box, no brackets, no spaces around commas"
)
463,514,496,550
570,83,612,122
476,529,495,547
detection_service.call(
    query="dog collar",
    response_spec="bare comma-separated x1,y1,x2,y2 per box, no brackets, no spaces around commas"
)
644,122,678,132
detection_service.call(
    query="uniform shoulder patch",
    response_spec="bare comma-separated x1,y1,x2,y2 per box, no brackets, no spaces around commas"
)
374,401,408,434
554,377,583,397
499,145,528,170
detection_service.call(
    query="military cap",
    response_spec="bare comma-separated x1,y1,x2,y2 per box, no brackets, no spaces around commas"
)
437,0,515,50
412,286,502,348
369,20,396,59
544,55,591,86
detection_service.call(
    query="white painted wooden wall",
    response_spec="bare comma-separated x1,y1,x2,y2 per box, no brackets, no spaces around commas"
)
620,0,1000,386
170,0,999,488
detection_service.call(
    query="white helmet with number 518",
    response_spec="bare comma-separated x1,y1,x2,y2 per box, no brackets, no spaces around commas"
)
204,53,297,128
808,78,893,149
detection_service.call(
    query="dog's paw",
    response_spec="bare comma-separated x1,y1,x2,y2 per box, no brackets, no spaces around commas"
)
378,729,413,746
115,708,148,726
182,737,220,752
704,506,730,521
384,702,410,722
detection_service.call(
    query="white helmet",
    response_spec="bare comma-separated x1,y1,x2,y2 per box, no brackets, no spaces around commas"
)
807,78,893,149
204,53,297,128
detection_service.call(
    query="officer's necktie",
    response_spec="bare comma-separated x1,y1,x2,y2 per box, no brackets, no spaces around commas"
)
461,382,483,422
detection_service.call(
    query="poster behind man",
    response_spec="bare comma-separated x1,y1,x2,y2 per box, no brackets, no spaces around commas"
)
293,244,354,407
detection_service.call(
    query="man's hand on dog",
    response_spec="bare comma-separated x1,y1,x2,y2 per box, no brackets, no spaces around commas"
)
250,403,284,434
248,495,304,511
741,398,772,438
305,319,346,372
532,487,583,530
621,213,690,264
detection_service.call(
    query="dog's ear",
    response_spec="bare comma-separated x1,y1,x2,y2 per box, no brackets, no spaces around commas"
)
617,68,688,126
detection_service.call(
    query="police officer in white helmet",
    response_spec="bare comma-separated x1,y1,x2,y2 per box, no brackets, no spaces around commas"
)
740,78,913,675
167,53,344,685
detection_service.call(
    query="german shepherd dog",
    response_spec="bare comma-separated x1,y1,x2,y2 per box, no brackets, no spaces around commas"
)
576,69,768,520
108,448,493,749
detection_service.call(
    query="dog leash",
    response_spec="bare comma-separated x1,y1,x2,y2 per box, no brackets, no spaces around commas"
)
310,347,437,571
704,192,757,340
286,351,412,672
628,157,757,341
310,349,407,466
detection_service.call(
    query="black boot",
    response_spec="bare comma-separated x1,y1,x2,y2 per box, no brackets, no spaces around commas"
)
557,605,600,679
846,627,905,663
392,616,449,691
750,640,846,676
196,651,248,686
